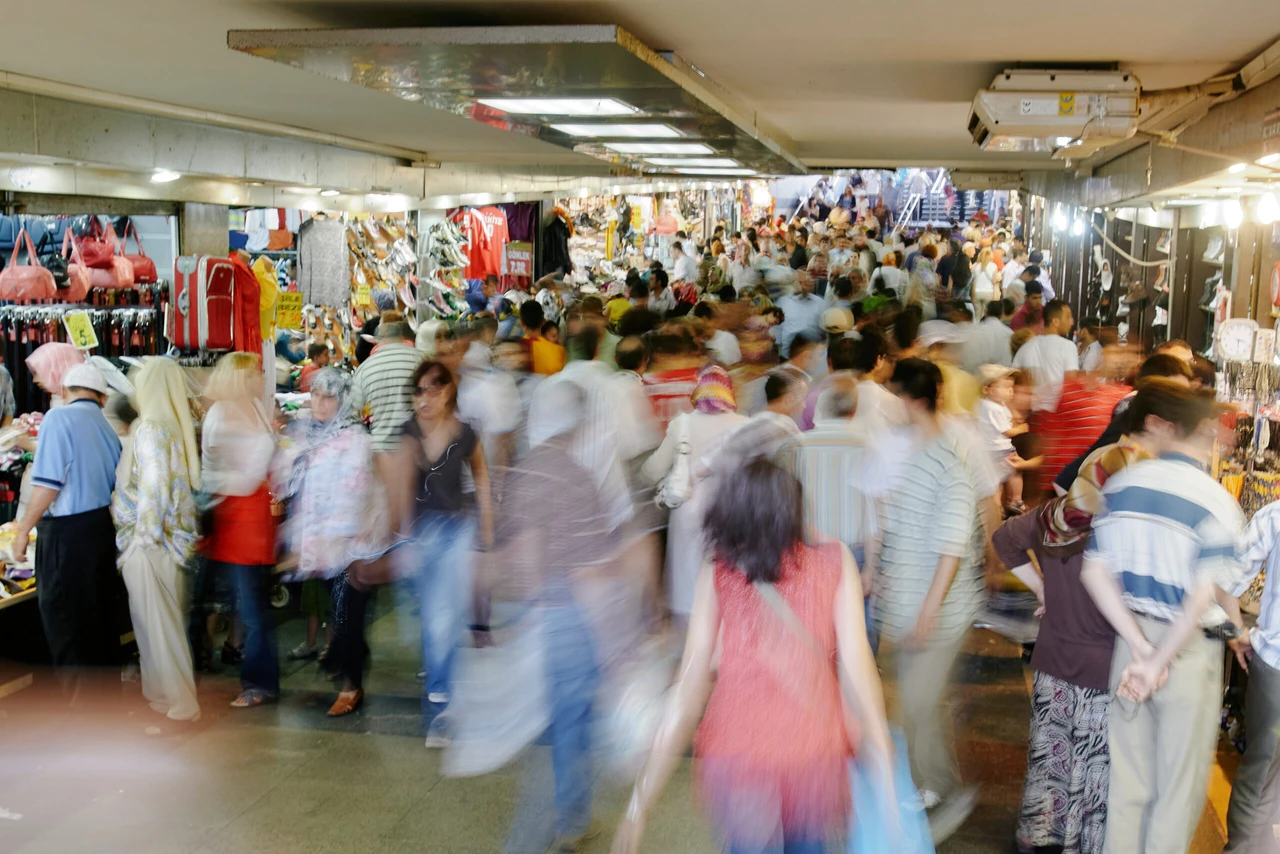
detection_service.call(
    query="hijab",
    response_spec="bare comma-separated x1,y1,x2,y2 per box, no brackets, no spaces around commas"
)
133,357,201,488
691,365,737,415
300,367,355,445
27,343,85,396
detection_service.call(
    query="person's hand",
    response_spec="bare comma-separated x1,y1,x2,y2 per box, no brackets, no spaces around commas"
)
861,571,874,599
1034,604,1046,618
1118,657,1168,702
908,605,938,648
1229,629,1253,672
15,433,36,453
8,525,29,566
611,813,646,854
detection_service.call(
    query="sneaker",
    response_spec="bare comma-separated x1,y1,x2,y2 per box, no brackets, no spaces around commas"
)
427,692,449,705
286,643,318,661
927,785,979,845
424,715,451,748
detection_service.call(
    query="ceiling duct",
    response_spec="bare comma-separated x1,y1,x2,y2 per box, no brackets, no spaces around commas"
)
228,25,804,177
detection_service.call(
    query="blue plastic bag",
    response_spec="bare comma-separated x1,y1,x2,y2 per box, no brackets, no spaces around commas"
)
848,729,935,854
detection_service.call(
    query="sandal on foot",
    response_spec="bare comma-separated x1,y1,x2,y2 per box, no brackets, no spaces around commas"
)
286,643,318,661
327,689,363,717
230,690,277,709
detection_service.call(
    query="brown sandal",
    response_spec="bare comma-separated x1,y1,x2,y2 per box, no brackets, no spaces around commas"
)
327,689,363,717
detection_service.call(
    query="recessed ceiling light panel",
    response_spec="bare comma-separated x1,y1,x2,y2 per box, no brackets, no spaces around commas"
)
1259,153,1280,166
605,142,714,155
645,157,740,167
151,169,181,183
552,123,681,138
672,167,756,176
477,97,637,116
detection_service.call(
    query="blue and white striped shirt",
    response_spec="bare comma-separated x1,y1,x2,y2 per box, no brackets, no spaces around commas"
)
1085,453,1244,623
1231,501,1280,670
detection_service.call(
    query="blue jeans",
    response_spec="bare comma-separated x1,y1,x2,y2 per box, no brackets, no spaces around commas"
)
409,513,476,712
224,562,279,696
728,842,825,854
505,603,600,853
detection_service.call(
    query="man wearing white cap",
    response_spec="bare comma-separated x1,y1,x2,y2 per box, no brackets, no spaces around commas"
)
9,362,122,690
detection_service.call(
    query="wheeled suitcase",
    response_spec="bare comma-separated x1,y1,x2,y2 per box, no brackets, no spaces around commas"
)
168,255,235,351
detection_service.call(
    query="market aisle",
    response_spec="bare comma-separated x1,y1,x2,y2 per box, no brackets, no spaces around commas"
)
0,601,1226,853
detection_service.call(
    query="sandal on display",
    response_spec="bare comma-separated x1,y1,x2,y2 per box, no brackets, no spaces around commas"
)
230,689,277,709
327,690,363,717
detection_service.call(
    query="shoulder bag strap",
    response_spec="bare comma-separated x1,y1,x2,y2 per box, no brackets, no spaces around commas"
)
753,579,826,661
126,220,148,257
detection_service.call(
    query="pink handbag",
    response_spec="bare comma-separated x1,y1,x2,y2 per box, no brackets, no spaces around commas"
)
60,231,91,303
0,230,57,302
118,221,158,284
85,222,135,289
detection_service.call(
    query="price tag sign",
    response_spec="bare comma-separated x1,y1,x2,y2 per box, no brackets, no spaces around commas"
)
504,241,533,277
356,284,372,307
63,311,98,350
275,292,303,330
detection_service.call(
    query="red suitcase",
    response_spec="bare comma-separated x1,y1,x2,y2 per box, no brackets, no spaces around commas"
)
168,255,235,351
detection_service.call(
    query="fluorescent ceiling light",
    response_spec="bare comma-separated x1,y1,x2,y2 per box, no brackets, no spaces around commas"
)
1224,198,1244,228
605,142,714,155
672,167,756,176
552,123,680,138
477,98,637,116
1054,136,1073,147
151,169,181,183
320,189,340,197
1166,199,1205,206
1228,162,1248,174
1258,192,1279,225
285,187,319,194
645,157,740,167
1259,153,1280,166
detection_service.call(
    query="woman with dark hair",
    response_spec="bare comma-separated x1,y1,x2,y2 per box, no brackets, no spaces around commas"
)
875,356,981,840
612,458,893,854
394,360,493,745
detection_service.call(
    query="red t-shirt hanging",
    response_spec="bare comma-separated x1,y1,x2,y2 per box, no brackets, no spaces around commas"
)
454,206,510,280
228,253,263,356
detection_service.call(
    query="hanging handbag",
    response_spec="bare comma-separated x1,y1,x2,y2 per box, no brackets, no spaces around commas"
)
86,223,135,289
653,414,694,509
118,221,158,284
75,217,116,269
35,232,68,286
0,230,57,302
60,231,92,303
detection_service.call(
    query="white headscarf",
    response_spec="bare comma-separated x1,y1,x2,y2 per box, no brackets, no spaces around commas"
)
133,357,200,488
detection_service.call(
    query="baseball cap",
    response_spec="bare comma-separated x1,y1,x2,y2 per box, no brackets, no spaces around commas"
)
978,364,1016,387
61,363,109,395
917,320,965,348
821,307,854,334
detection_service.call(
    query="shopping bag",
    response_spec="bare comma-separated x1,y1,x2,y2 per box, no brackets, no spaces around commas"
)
848,729,934,854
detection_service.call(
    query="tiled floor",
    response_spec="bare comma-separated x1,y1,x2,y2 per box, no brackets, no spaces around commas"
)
0,594,1230,853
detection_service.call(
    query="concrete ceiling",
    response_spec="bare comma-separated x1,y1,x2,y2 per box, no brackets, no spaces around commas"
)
0,0,1278,174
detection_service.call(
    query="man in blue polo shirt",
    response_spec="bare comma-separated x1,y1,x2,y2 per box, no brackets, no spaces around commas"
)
9,363,122,687
1081,382,1245,853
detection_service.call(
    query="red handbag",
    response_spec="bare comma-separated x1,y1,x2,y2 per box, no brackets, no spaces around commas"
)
118,221,158,284
76,217,116,269
60,231,91,303
0,230,57,302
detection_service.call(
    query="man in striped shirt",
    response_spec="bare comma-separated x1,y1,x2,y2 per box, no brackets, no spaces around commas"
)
350,316,424,455
1081,382,1245,854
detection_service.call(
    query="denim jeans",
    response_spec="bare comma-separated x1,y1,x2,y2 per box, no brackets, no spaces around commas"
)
224,562,279,696
408,513,476,712
504,603,600,853
728,842,826,854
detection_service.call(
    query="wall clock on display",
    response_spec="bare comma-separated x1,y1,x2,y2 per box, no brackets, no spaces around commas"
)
1217,317,1259,362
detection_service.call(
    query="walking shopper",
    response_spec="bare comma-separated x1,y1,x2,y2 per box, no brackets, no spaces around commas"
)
201,352,279,709
1012,298,1078,413
274,368,383,716
112,358,201,722
393,360,493,746
351,313,423,458
1081,382,1245,854
612,459,893,854
8,362,121,694
876,357,980,842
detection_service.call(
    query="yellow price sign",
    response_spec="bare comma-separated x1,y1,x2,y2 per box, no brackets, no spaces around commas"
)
63,311,98,350
356,284,372,307
276,292,303,330
1058,92,1076,116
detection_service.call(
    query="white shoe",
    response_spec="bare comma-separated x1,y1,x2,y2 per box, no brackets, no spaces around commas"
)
424,715,451,748
427,692,449,704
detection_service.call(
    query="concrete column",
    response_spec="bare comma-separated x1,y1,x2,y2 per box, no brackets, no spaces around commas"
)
180,203,228,257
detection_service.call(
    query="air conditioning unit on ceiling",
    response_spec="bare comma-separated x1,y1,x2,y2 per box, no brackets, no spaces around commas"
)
969,70,1141,159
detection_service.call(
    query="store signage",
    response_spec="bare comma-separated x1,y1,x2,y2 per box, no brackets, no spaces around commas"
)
276,293,303,330
1058,92,1076,116
356,284,372,307
63,311,98,350
505,241,533,277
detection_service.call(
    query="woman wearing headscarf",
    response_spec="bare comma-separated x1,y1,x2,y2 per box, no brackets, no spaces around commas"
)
641,366,746,625
112,357,201,722
201,352,278,709
26,342,85,409
272,368,383,716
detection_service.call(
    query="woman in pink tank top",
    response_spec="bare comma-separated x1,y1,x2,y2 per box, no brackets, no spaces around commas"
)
612,459,894,854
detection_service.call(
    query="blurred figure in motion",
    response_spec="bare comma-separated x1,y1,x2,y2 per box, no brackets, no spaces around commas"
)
112,357,201,723
25,341,86,410
393,360,493,745
876,357,980,841
201,352,279,709
7,363,120,697
612,458,892,854
273,368,382,717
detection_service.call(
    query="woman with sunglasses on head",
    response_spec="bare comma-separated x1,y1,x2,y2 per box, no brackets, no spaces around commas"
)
394,359,493,747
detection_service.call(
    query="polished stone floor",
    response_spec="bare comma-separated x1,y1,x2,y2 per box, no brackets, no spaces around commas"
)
0,591,1231,854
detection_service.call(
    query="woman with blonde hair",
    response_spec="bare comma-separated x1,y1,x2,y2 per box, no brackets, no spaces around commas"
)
971,247,1000,315
201,351,279,708
113,357,201,722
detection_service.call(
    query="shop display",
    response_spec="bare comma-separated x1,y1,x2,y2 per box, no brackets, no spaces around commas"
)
0,231,58,302
346,215,419,323
419,218,472,320
168,255,236,352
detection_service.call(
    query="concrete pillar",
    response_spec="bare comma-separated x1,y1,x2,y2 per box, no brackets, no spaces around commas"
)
180,203,228,257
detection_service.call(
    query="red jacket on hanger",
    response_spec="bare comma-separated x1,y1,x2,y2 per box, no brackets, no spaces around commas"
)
228,253,263,356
